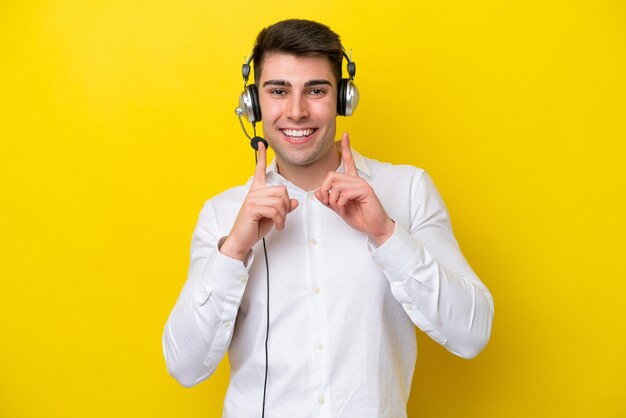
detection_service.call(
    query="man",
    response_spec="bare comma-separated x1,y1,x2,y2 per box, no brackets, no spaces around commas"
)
163,19,493,417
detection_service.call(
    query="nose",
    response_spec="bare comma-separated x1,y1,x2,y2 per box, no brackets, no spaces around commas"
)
286,94,309,120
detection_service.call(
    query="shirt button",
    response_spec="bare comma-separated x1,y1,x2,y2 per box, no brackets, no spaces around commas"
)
238,275,248,284
315,341,324,351
313,286,321,295
310,238,317,245
377,264,384,270
223,321,232,328
317,395,325,405
308,193,315,201
403,303,414,310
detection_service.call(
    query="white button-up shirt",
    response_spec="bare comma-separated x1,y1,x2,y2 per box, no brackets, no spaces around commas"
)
163,149,494,418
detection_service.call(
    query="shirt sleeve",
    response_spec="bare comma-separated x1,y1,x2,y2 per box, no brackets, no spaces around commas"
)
162,201,252,387
369,171,494,359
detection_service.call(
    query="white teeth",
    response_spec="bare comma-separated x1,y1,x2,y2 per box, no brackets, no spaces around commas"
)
282,129,314,138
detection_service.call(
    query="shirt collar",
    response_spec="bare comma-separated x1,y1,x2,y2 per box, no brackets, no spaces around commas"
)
265,142,371,179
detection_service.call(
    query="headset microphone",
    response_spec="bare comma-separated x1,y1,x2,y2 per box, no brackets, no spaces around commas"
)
235,107,269,151
250,136,268,151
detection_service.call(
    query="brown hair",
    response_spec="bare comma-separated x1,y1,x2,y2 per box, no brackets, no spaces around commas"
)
252,19,343,85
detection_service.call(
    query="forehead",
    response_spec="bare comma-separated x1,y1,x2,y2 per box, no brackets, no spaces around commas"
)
258,53,336,84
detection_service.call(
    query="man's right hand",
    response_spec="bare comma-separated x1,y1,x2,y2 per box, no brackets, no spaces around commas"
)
219,143,299,261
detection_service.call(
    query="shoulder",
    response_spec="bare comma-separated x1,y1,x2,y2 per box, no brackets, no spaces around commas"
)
356,151,446,206
195,181,251,231
354,150,426,185
207,182,250,207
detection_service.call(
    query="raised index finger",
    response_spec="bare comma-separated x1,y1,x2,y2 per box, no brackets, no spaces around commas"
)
341,132,358,176
251,141,267,190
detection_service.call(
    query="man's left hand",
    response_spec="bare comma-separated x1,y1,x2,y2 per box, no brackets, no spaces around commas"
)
315,132,395,247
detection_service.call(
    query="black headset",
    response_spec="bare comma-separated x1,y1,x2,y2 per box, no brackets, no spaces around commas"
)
237,48,359,125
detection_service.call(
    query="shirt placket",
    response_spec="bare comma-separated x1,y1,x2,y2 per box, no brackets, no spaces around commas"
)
305,190,330,414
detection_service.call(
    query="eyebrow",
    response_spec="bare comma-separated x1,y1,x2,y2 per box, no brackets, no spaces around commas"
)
262,79,333,87
262,80,289,87
305,79,333,87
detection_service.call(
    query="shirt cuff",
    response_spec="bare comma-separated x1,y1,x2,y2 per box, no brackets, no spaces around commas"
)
200,237,254,299
368,223,425,284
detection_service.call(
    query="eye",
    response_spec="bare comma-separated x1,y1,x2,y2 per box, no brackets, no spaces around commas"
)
308,88,327,96
269,88,287,96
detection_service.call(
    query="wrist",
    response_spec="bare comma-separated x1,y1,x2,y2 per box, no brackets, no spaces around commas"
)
219,236,249,262
371,218,395,247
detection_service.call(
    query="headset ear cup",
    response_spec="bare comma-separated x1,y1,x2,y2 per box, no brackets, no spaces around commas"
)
248,84,262,123
347,80,359,116
338,79,359,117
337,79,347,116
240,84,262,123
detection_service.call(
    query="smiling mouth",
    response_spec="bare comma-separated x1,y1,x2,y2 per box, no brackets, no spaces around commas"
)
280,128,317,141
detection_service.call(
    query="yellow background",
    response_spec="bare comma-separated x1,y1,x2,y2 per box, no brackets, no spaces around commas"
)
1,0,624,417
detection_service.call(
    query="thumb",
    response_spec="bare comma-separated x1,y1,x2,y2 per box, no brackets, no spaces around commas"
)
288,198,299,213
